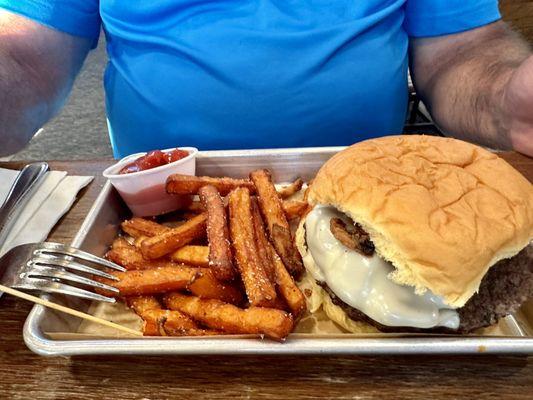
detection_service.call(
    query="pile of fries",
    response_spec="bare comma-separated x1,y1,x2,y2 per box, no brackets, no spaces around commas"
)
99,170,309,340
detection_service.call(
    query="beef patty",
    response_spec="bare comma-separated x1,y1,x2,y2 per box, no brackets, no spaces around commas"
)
319,245,532,333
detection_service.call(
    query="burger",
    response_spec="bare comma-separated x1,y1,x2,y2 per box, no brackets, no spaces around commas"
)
296,135,533,333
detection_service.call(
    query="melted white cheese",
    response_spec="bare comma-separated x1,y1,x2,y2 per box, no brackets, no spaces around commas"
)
303,206,459,329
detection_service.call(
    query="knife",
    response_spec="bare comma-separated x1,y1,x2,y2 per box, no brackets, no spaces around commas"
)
0,162,49,252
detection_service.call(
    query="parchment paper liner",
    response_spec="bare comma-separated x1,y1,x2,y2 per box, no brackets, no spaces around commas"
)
44,294,508,340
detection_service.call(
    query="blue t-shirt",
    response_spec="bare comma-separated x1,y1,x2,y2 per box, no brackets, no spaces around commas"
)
0,1,500,158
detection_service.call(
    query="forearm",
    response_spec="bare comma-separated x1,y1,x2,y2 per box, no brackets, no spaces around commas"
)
411,22,531,151
0,45,63,154
0,11,91,156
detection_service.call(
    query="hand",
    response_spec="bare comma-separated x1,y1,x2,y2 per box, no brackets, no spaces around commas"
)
502,55,533,157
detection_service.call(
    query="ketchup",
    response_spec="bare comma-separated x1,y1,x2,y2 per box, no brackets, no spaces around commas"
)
119,148,189,174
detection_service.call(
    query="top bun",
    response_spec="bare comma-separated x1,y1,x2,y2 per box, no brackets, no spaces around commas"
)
307,135,533,308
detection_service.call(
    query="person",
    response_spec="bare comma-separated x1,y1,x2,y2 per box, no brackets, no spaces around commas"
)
0,1,532,158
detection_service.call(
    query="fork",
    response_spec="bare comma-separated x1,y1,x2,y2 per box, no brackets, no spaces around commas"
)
0,242,125,303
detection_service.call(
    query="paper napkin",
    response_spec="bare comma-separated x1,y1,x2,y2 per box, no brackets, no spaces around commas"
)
0,167,93,256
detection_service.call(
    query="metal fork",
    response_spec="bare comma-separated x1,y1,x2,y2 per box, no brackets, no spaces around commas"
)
0,242,125,303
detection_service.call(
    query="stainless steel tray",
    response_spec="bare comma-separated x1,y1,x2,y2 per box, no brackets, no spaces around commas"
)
23,147,533,355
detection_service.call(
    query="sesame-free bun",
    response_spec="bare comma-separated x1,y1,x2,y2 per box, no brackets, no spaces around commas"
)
306,135,533,308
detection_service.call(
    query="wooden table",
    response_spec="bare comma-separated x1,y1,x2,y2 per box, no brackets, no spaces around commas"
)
1,154,532,399
501,0,533,43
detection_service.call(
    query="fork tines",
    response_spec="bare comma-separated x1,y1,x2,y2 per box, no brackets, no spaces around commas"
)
36,242,126,272
27,242,125,303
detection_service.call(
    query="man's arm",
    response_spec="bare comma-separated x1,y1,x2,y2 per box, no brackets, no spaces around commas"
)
410,21,533,156
0,10,92,156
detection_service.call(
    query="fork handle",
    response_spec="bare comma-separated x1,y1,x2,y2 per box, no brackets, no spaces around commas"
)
0,162,49,249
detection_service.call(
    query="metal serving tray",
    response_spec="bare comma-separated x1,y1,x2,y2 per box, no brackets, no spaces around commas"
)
23,147,533,355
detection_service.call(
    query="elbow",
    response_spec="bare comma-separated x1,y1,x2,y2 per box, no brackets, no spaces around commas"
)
0,134,30,157
0,115,43,157
0,86,64,157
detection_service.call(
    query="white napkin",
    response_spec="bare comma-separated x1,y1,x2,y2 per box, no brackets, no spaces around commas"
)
0,167,93,256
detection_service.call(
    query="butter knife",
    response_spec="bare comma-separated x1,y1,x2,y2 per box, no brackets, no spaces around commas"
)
0,162,49,251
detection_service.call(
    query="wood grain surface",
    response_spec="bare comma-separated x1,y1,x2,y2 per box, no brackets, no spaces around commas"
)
0,154,532,399
501,0,533,43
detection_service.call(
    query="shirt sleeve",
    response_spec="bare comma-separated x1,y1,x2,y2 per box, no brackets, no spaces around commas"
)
404,0,501,37
0,0,100,43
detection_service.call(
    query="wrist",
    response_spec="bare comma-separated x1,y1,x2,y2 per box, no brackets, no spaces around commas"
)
499,55,533,156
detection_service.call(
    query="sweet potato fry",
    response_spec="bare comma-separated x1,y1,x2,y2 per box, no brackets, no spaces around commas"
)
169,245,209,267
97,266,200,296
143,309,197,335
159,310,221,336
126,295,163,336
133,235,148,248
127,295,162,314
126,295,218,336
164,293,294,341
189,269,243,305
251,200,306,318
282,200,309,221
267,245,306,319
106,243,175,270
186,200,206,213
228,188,277,306
108,243,240,303
166,174,255,196
270,223,304,278
121,217,170,238
199,185,235,281
110,237,132,250
250,169,304,278
141,212,207,259
251,198,276,283
277,178,304,199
